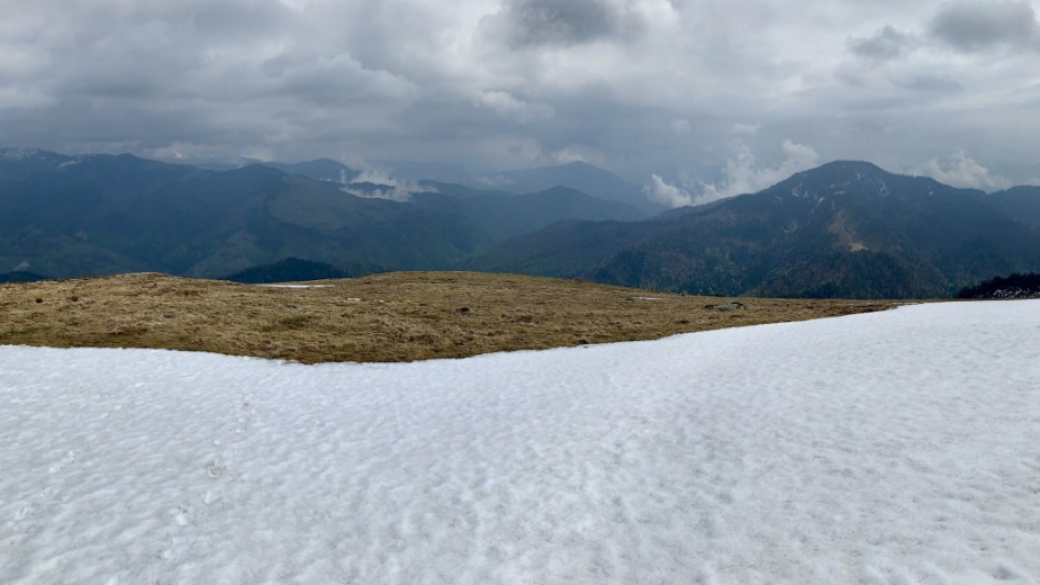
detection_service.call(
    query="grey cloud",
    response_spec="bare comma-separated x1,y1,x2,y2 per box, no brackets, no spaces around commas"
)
0,96,227,153
473,91,555,123
261,53,419,107
848,26,917,61
0,1,421,161
899,75,963,93
914,150,1012,191
929,0,1040,52
2,0,1040,189
59,72,164,100
484,0,642,48
184,0,296,40
16,1,295,105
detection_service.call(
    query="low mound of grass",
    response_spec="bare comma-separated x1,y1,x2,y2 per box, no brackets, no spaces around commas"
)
0,271,898,363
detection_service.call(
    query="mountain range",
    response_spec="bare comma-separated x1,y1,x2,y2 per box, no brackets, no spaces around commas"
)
2,149,1038,298
0,148,646,279
468,161,1040,298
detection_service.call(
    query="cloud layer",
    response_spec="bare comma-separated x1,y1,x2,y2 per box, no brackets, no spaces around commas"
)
2,0,1039,199
929,0,1040,52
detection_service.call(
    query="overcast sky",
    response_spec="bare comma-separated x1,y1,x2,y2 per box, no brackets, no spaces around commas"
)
3,0,1039,202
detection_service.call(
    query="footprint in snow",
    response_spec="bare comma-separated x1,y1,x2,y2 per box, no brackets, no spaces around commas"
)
206,460,224,478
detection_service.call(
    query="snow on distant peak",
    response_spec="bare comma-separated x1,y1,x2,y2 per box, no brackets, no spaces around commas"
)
0,147,47,161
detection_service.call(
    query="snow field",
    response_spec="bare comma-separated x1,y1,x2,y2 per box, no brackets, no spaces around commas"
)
1,301,1039,584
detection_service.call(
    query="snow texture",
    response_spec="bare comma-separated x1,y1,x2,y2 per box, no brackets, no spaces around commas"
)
2,301,1039,584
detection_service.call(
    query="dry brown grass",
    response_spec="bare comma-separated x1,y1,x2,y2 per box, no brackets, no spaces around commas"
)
0,271,900,364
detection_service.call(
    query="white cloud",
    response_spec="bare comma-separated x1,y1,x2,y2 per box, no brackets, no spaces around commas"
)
915,150,1012,191
474,91,555,123
351,167,398,187
646,139,821,208
699,139,820,202
729,123,760,137
548,146,601,165
342,167,437,202
644,174,694,208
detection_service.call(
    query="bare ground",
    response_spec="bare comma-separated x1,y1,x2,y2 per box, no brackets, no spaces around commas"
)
0,271,900,364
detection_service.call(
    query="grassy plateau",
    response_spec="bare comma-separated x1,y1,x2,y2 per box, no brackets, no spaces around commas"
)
0,271,899,364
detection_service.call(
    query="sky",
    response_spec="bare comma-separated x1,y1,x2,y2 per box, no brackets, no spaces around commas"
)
2,0,1040,203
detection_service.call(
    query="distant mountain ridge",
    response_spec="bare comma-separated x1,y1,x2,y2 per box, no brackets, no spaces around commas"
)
0,271,49,284
411,186,646,241
223,257,390,284
0,148,646,279
467,161,1040,298
467,161,664,214
260,159,361,184
170,157,361,184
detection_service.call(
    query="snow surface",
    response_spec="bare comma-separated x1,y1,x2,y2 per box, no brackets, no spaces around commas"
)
2,301,1039,584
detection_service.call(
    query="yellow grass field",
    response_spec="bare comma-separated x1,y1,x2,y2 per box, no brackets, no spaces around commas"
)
0,271,899,363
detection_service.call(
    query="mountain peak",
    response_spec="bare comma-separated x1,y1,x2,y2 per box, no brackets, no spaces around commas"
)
789,160,889,183
760,159,975,204
817,160,886,173
556,160,601,171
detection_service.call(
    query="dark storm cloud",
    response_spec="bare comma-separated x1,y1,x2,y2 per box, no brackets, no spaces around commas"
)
929,0,1040,52
484,0,643,48
848,26,917,61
